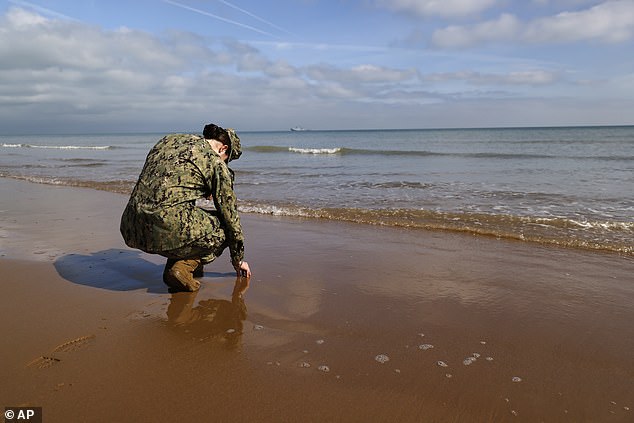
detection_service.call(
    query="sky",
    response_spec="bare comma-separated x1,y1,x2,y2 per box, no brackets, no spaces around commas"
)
0,0,633,133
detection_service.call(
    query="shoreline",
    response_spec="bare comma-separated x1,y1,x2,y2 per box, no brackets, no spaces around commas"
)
1,178,633,422
1,173,631,257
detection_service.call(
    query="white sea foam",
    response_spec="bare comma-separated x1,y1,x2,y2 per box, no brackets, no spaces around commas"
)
238,203,314,218
32,144,112,150
569,219,633,231
1,143,111,150
3,127,632,256
288,147,341,154
375,354,390,364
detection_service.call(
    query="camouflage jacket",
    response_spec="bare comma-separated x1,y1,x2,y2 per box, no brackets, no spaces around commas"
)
120,134,244,267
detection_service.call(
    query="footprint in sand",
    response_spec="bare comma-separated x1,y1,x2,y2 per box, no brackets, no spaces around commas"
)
26,335,96,369
51,335,96,353
27,356,61,369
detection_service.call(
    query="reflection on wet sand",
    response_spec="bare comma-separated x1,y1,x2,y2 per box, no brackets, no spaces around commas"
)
166,276,250,349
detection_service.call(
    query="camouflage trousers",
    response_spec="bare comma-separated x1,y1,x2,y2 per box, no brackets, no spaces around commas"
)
158,231,229,265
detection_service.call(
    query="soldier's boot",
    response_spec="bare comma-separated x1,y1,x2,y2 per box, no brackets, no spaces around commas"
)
164,260,203,278
163,259,201,292
163,258,177,282
193,262,204,278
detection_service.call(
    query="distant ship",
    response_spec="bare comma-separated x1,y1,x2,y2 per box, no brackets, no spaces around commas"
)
290,126,308,132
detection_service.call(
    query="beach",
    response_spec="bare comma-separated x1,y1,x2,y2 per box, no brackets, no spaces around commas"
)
1,177,633,422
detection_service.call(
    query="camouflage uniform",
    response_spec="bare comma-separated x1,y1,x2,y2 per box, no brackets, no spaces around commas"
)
120,133,244,268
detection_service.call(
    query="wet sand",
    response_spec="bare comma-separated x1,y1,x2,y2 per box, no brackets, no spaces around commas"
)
1,178,633,422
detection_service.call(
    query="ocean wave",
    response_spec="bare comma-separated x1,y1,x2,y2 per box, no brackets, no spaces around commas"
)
2,172,631,255
238,201,633,256
246,145,633,161
246,146,289,153
2,162,106,169
247,145,427,157
0,174,133,195
248,146,343,154
1,143,115,150
288,147,342,154
349,180,433,189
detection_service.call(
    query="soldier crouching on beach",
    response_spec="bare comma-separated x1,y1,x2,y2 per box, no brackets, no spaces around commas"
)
120,123,252,292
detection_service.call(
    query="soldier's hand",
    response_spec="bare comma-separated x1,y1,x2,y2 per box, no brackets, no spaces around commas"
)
236,260,251,278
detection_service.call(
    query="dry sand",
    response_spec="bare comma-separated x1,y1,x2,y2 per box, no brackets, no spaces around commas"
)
1,178,633,422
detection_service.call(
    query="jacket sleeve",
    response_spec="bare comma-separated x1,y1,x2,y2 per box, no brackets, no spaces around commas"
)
211,161,244,268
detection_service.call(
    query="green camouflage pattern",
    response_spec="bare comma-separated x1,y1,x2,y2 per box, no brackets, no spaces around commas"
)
120,134,244,267
225,128,242,162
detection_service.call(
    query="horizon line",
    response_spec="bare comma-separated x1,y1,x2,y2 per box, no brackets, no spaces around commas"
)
2,123,633,137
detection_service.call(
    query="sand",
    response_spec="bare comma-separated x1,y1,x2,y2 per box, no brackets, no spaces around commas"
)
1,177,633,422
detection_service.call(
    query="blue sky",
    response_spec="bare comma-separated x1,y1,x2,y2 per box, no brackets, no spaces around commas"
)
1,0,633,133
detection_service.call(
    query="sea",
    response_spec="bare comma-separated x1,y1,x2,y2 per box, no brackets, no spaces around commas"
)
1,126,632,256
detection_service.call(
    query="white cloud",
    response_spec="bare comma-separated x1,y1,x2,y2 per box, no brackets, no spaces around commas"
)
376,0,498,18
531,0,599,6
504,70,559,85
524,0,634,43
305,64,418,84
264,61,298,78
0,6,631,132
3,6,46,27
431,0,634,48
0,8,431,132
0,8,229,131
350,64,419,82
432,13,520,48
8,0,77,21
426,69,559,85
